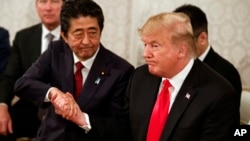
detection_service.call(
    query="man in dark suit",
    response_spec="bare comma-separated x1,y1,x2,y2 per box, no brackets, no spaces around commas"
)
125,12,239,141
0,27,11,75
14,0,134,141
0,0,64,140
174,4,242,108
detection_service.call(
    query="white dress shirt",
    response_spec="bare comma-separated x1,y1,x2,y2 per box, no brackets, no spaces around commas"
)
161,58,194,112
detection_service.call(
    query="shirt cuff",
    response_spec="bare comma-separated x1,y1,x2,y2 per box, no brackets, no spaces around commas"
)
79,113,92,133
44,87,55,102
0,103,8,108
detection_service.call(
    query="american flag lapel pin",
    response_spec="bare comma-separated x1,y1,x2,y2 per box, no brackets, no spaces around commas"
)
185,93,191,99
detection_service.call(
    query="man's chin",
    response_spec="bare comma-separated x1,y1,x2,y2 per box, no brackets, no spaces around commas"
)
148,66,161,77
148,66,156,74
43,19,58,26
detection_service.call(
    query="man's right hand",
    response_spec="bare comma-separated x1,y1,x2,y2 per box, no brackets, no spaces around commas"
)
0,104,13,136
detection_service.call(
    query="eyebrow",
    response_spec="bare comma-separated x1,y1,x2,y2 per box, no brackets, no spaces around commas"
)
87,27,98,31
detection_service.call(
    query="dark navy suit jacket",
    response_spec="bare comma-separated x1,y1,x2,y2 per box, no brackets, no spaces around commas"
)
14,40,134,141
0,27,10,75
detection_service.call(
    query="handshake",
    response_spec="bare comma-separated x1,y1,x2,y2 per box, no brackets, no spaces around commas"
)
49,88,87,126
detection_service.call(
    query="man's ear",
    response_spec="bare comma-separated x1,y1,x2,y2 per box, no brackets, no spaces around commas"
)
61,31,67,43
197,32,208,46
177,43,187,58
196,32,209,56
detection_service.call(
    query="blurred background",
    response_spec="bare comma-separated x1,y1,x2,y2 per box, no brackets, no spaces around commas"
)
0,0,249,89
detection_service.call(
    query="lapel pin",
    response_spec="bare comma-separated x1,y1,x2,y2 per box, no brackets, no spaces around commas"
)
185,93,191,99
95,77,101,84
101,71,105,75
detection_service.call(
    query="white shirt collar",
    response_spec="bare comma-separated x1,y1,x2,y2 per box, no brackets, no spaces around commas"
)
41,25,61,54
164,58,194,91
73,47,100,70
42,24,61,40
198,44,211,61
161,58,194,110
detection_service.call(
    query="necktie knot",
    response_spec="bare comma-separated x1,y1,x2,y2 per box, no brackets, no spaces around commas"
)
163,79,171,90
75,61,84,71
46,33,54,43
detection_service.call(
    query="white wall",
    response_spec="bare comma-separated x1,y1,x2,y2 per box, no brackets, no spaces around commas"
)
0,0,250,89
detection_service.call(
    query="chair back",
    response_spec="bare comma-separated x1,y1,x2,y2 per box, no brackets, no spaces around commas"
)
240,88,250,125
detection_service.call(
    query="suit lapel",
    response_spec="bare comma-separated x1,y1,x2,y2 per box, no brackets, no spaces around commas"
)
58,45,110,110
77,46,110,109
29,24,42,59
160,60,201,141
32,25,42,58
23,24,42,70
141,75,162,139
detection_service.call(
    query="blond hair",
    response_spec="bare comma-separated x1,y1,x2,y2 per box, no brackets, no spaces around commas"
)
138,12,197,57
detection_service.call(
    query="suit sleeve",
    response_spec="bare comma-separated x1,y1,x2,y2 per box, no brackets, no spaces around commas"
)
14,46,53,107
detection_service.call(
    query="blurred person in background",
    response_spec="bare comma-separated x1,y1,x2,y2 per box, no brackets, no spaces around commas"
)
174,4,242,109
0,27,11,76
0,0,64,140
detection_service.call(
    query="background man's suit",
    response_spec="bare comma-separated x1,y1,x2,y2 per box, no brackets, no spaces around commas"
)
0,27,11,75
14,40,134,141
127,59,239,141
0,24,42,138
204,47,242,106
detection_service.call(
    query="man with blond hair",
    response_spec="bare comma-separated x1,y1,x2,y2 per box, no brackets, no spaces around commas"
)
125,12,239,141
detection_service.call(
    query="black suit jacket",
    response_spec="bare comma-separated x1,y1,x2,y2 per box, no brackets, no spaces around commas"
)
0,24,42,104
14,40,134,141
127,59,239,141
204,47,242,106
0,24,45,138
0,27,11,75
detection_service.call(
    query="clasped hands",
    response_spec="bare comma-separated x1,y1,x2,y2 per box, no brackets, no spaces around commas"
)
49,88,86,126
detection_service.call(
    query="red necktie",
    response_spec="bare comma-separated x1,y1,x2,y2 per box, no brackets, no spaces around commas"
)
74,62,84,99
147,79,171,141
